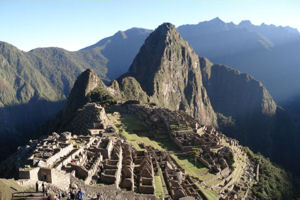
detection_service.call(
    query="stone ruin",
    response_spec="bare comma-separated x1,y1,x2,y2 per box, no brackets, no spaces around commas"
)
18,128,207,199
16,102,256,199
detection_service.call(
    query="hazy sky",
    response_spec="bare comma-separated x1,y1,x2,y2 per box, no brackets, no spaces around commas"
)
1,0,299,51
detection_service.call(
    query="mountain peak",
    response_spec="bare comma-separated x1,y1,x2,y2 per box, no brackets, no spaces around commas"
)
210,17,224,24
127,22,185,93
156,22,176,32
239,20,253,27
63,69,103,115
125,23,217,126
114,30,127,39
143,22,177,44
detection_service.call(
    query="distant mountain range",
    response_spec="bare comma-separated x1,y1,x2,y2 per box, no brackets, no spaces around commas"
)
48,23,298,178
0,18,300,176
2,17,300,106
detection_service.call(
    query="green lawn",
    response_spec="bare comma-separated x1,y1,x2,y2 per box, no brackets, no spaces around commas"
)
154,175,164,198
108,112,218,199
0,179,33,200
198,186,219,200
108,113,167,151
170,154,209,179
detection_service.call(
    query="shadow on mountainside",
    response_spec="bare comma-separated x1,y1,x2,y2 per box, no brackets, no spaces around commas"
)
0,99,66,162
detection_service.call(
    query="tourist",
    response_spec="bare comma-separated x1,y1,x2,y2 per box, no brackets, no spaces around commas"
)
45,184,49,197
42,182,45,196
67,190,72,200
76,189,84,200
56,192,62,199
97,193,103,200
35,181,39,192
70,190,75,200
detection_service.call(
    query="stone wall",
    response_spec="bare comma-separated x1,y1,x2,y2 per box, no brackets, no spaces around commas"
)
85,154,102,184
54,148,84,170
100,139,113,159
38,167,52,182
115,147,123,188
46,144,73,166
51,168,70,191
70,175,158,200
19,167,39,180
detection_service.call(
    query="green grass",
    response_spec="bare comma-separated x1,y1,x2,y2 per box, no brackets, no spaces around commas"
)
120,130,162,150
154,175,164,198
170,154,209,179
108,112,217,199
198,186,219,200
0,178,31,200
108,113,166,151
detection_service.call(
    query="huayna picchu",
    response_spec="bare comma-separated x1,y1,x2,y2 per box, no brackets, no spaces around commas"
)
0,23,295,200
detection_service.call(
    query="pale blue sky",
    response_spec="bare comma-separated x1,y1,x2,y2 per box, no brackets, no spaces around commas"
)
1,0,299,51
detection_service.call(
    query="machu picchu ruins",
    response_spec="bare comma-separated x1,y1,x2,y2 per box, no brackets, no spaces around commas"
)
13,101,258,200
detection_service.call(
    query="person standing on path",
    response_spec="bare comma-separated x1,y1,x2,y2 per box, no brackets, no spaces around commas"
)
35,181,39,192
42,182,45,196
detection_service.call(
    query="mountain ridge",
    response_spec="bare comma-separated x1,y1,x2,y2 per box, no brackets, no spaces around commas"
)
122,23,217,126
0,19,299,179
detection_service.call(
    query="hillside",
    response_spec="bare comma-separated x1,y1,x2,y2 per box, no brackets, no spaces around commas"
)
115,23,299,177
122,23,216,126
0,67,295,200
0,41,108,161
0,19,299,189
178,18,300,103
0,28,150,162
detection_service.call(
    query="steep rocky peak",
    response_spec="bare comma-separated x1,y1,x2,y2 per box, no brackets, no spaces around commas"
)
125,23,217,126
127,22,197,95
73,69,102,96
64,69,104,115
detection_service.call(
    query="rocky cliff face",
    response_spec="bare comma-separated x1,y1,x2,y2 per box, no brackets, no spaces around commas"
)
199,57,300,174
124,23,217,126
200,57,277,118
59,69,105,127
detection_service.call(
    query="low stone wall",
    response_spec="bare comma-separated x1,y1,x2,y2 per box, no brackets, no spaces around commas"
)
46,143,74,166
199,157,211,169
85,154,102,184
70,175,158,200
115,147,123,188
51,168,70,191
139,184,154,194
72,165,89,180
38,167,52,182
218,167,230,178
19,167,39,180
55,148,84,170
100,139,113,159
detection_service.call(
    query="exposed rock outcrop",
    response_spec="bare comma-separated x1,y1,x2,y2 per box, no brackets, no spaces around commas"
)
200,57,277,118
63,69,103,116
122,23,217,126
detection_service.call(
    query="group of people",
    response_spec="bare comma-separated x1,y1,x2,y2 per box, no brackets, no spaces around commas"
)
36,181,104,200
36,181,64,199
67,189,84,200
67,190,104,200
36,181,49,196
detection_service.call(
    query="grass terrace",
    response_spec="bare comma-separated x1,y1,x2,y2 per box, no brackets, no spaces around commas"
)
107,111,218,199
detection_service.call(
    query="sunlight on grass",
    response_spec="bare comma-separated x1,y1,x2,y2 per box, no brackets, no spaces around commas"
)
154,175,163,198
170,154,209,178
199,186,219,200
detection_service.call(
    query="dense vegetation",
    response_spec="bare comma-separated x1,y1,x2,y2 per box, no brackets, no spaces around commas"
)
244,147,294,200
88,85,116,107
